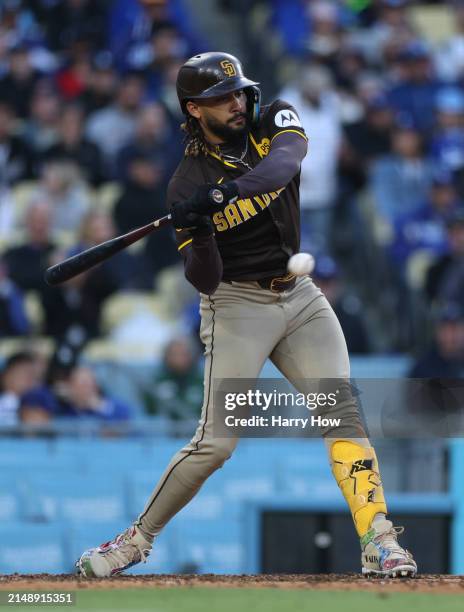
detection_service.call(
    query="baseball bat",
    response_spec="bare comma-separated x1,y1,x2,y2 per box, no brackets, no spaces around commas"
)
44,214,172,286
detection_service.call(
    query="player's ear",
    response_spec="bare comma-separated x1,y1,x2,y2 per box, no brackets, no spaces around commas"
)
186,101,201,120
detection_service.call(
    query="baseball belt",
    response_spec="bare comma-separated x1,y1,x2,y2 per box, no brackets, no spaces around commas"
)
224,273,296,292
257,273,296,292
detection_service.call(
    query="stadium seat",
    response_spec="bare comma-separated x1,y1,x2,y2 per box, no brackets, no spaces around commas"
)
83,338,164,362
0,337,54,361
101,293,170,333
24,291,45,333
409,5,453,43
95,182,122,214
11,181,38,226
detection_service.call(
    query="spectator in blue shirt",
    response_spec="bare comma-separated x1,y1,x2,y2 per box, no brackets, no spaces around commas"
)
107,0,204,72
387,40,443,134
23,365,132,423
409,302,464,378
58,366,131,421
426,209,464,303
0,258,30,337
369,119,434,225
389,169,461,269
430,87,464,175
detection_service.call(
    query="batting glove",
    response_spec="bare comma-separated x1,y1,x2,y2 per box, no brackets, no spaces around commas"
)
171,203,213,234
191,181,240,214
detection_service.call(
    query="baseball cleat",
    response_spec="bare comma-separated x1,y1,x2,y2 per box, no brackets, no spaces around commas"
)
76,525,151,578
361,518,417,578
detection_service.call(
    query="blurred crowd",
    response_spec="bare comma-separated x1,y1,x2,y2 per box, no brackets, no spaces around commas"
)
1,0,464,430
0,335,203,429
0,0,205,344
265,0,464,360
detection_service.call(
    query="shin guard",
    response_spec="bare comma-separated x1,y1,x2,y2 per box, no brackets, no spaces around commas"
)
330,441,387,537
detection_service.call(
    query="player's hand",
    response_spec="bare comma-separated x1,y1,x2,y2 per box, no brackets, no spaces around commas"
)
191,181,240,214
171,203,213,234
171,180,239,228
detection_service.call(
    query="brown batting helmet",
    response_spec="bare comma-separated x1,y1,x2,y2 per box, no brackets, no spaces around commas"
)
176,52,261,123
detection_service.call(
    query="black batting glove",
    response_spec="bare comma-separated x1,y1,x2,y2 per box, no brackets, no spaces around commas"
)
191,181,240,214
190,215,213,237
171,202,213,234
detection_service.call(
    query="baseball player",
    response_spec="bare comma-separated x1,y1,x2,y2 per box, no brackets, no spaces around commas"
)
76,53,417,578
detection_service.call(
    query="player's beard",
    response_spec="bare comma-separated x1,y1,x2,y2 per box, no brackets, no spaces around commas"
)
203,112,250,144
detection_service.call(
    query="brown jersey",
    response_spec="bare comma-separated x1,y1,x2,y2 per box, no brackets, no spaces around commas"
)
166,99,308,281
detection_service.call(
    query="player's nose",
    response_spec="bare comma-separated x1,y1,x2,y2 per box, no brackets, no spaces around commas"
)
230,91,245,112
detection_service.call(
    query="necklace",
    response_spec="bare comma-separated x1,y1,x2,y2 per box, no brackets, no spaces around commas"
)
220,136,253,171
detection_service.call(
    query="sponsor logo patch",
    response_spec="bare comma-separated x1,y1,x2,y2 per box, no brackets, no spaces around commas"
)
274,109,301,128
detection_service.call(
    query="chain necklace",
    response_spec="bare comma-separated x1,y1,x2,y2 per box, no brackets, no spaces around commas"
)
220,136,253,171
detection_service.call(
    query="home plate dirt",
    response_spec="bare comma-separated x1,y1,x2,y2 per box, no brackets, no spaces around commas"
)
0,574,463,594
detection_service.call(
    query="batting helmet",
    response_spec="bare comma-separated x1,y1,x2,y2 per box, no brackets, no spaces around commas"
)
176,52,261,124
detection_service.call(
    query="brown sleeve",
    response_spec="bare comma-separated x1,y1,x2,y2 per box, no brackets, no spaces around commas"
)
183,233,223,295
167,174,223,295
235,131,308,198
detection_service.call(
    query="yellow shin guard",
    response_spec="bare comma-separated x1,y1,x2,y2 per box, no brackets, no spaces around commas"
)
330,441,387,537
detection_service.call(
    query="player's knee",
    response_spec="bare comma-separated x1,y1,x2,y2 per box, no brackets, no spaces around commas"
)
211,439,236,467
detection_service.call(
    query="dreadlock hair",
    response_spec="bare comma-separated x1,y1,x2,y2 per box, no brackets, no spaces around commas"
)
181,114,209,157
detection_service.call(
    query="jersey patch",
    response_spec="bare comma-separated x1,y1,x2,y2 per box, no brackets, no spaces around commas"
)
274,109,301,128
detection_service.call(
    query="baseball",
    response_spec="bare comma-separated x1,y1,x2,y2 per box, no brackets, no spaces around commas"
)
287,252,315,276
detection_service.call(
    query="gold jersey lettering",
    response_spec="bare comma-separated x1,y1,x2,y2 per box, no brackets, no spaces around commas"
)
260,193,272,207
253,195,267,210
269,188,284,201
237,198,258,220
213,211,229,232
212,187,287,232
224,203,242,228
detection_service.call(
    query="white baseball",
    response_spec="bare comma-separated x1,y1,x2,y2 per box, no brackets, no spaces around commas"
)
287,252,315,276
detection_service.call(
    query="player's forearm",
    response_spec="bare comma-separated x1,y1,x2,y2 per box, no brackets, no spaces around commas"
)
235,133,308,198
184,233,223,295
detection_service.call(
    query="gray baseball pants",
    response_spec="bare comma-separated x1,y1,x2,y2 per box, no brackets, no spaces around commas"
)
136,277,370,540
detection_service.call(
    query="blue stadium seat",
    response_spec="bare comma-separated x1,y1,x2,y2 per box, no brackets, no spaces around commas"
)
0,523,67,574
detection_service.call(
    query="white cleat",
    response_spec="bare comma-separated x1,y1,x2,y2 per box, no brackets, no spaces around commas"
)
76,525,152,578
361,518,417,578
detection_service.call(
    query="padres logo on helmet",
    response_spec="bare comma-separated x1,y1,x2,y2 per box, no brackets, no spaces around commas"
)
175,52,261,121
220,59,237,77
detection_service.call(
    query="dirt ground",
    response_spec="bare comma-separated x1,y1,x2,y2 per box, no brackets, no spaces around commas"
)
0,574,463,594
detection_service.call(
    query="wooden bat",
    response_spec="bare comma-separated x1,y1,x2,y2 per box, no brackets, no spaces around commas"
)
44,214,172,286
